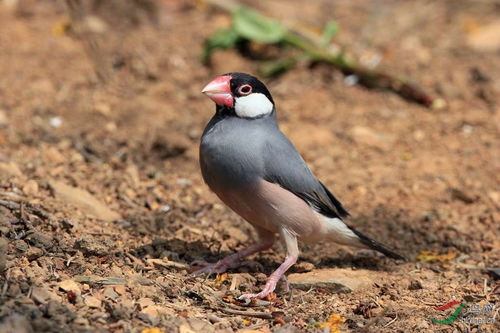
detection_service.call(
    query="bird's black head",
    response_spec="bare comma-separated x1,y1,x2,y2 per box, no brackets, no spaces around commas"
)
202,72,275,118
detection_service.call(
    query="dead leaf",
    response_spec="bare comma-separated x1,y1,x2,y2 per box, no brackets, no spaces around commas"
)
214,273,228,287
417,251,457,262
141,328,163,333
319,313,346,332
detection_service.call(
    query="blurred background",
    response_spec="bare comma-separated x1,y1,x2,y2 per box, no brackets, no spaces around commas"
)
0,0,498,332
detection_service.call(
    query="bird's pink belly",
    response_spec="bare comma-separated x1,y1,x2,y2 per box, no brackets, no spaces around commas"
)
211,180,323,239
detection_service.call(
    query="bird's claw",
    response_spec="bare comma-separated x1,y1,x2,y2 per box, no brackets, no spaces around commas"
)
238,278,278,300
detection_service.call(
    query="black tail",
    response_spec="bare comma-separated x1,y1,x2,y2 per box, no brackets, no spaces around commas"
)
350,227,406,261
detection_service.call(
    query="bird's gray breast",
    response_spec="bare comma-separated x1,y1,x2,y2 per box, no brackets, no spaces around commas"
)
200,116,268,191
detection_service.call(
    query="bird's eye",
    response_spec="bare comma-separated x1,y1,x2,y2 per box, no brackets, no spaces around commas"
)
238,84,252,95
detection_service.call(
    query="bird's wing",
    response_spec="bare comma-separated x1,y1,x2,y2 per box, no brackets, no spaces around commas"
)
262,131,349,219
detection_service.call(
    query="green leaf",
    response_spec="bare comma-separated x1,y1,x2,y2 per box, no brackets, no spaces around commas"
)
232,7,286,43
320,20,339,47
259,56,299,77
202,28,240,64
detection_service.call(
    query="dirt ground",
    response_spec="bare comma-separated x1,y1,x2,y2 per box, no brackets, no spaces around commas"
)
0,0,499,332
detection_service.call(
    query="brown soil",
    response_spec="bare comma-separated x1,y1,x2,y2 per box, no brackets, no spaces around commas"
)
0,1,498,332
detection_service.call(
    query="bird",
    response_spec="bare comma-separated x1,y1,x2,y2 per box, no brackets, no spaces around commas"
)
195,72,404,299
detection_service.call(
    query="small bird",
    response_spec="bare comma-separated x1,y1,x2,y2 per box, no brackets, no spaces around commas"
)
196,72,404,299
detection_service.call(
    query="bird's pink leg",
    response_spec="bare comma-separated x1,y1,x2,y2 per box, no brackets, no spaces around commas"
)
240,228,298,299
191,229,275,275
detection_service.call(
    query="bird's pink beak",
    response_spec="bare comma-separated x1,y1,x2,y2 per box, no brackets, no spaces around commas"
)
202,75,234,108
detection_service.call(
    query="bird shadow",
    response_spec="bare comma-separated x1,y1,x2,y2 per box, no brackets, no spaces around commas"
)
130,205,470,275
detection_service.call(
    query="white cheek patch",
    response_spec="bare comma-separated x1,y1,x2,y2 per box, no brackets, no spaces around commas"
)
234,93,273,118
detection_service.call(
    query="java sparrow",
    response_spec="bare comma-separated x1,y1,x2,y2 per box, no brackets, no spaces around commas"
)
196,72,404,299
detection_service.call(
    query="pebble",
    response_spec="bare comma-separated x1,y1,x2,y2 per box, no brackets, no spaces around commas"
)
74,237,115,257
31,287,58,304
49,116,62,128
408,279,424,290
288,268,377,293
0,237,7,271
13,240,29,252
350,126,395,151
49,180,121,222
59,279,81,295
42,147,66,165
466,20,500,51
0,161,22,178
114,285,126,295
25,247,44,261
0,314,33,333
138,306,160,325
103,286,119,300
25,231,53,249
293,261,315,273
22,180,39,196
0,110,8,126
137,297,155,309
84,296,102,308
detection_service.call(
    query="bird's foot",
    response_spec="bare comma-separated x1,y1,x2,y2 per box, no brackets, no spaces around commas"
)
239,277,279,300
190,259,231,275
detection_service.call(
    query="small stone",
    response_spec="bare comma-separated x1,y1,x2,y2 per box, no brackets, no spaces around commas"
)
9,268,25,281
114,285,126,295
176,178,191,186
288,268,376,293
14,240,29,252
31,287,58,304
131,275,153,286
179,324,196,333
82,15,108,34
22,180,39,196
293,262,315,273
103,286,119,300
49,116,62,128
0,237,7,271
274,324,299,333
138,306,160,325
25,247,44,261
25,231,53,249
73,316,90,327
0,314,33,333
350,126,394,151
43,147,66,164
408,279,423,290
105,122,117,132
466,20,500,51
59,279,81,295
95,103,111,116
84,295,102,308
61,219,75,229
0,110,8,126
488,191,499,206
178,318,215,333
137,297,155,309
49,180,121,222
74,237,114,257
0,161,22,178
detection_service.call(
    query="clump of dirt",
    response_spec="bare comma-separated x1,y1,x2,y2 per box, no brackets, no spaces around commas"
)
0,1,498,332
